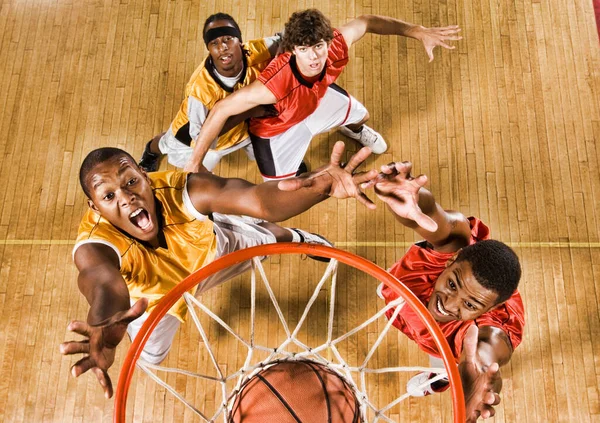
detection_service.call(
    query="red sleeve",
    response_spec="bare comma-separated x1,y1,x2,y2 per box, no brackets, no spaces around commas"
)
257,53,293,101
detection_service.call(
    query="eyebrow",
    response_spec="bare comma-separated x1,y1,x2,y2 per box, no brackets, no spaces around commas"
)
454,269,486,308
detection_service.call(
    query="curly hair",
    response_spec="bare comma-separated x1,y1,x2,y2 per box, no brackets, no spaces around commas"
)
79,147,137,199
281,9,334,52
455,239,521,304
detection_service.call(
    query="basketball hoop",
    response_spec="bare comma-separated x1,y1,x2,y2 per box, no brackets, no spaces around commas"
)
115,243,465,422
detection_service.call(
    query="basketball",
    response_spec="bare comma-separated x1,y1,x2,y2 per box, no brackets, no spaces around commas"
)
229,360,360,422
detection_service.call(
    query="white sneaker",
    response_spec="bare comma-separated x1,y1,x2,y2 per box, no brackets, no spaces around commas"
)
290,229,333,262
406,372,449,397
339,125,388,154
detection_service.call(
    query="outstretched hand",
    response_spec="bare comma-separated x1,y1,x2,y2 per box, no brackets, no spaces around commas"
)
410,25,462,62
460,325,503,422
364,161,438,232
59,298,148,399
278,141,379,209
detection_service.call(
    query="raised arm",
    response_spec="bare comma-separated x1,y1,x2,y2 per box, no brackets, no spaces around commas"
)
369,161,472,252
339,15,462,62
184,80,277,173
59,243,147,398
188,142,378,221
459,325,513,421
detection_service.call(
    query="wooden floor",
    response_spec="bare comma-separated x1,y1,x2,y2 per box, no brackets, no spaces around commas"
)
0,0,599,421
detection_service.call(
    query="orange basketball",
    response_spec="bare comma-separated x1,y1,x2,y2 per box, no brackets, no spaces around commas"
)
229,360,360,422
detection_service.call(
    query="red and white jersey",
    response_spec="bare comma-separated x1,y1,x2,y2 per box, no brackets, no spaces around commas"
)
380,218,525,361
249,29,349,138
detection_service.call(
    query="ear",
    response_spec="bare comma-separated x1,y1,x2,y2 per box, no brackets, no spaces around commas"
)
88,199,100,214
445,251,460,268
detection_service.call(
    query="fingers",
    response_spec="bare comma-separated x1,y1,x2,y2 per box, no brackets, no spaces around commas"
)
329,141,346,166
356,192,376,210
60,340,90,355
71,356,97,377
426,47,434,63
66,320,92,337
342,146,372,173
92,367,114,399
103,298,149,328
352,169,379,186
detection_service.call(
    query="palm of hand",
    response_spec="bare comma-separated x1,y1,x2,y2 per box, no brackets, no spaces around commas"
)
459,357,500,422
375,177,421,218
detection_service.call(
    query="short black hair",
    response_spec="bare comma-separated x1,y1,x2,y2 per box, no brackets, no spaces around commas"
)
79,147,137,198
455,240,521,304
203,13,243,42
281,9,334,52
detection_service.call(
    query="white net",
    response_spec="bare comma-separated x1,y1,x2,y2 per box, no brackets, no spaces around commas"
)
132,254,449,422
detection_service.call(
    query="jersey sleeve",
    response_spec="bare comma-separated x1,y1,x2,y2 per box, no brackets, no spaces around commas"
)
452,293,525,357
257,54,293,101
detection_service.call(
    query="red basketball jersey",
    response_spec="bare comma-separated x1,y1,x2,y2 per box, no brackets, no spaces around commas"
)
249,29,349,138
381,217,525,361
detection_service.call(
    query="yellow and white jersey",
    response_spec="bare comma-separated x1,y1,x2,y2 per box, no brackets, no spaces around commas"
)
170,38,274,151
73,171,218,322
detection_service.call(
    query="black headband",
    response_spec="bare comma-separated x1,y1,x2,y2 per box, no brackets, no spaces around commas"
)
204,26,242,45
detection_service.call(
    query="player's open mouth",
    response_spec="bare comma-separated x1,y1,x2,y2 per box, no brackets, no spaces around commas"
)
220,55,232,64
309,62,321,69
129,208,153,231
436,296,451,317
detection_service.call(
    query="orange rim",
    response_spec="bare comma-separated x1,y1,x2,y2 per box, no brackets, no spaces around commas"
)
114,243,465,422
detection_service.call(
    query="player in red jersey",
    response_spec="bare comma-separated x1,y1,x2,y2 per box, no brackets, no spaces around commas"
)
282,160,525,421
366,161,524,422
184,9,461,178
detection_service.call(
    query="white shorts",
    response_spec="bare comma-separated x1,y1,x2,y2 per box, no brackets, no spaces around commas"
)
158,127,255,171
250,84,368,180
127,213,277,364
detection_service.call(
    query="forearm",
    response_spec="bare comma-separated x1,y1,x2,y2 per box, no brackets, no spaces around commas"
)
78,269,130,325
360,14,422,39
219,106,262,135
252,181,328,222
189,107,230,166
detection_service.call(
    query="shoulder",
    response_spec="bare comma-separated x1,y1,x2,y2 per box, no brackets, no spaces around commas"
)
74,210,131,267
327,29,349,62
245,38,273,65
187,62,226,106
258,52,293,85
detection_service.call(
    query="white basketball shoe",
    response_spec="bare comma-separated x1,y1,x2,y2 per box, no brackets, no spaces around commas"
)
339,125,388,154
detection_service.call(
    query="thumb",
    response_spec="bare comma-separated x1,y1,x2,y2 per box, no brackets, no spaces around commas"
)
411,211,439,233
278,177,314,192
103,298,148,327
463,325,479,362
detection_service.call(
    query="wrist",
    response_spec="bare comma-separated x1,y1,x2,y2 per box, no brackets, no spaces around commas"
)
404,24,425,40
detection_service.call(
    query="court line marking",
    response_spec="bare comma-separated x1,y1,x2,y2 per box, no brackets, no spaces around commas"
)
0,240,599,248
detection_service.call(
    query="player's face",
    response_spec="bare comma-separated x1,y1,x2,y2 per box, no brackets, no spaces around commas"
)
427,259,499,323
293,40,329,77
205,20,244,77
86,156,160,246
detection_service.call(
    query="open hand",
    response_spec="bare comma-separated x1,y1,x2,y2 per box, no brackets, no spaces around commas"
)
278,141,379,209
460,325,502,421
410,25,462,62
59,298,148,398
364,161,438,232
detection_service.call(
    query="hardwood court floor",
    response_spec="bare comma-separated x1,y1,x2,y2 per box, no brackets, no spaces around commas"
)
0,0,599,421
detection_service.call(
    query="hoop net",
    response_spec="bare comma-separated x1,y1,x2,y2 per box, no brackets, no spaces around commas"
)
115,243,465,422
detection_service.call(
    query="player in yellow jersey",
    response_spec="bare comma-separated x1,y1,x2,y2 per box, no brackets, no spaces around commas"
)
139,13,283,172
60,142,377,398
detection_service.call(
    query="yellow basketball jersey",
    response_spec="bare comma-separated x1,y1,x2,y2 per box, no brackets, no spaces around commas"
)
74,171,218,321
171,38,272,151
